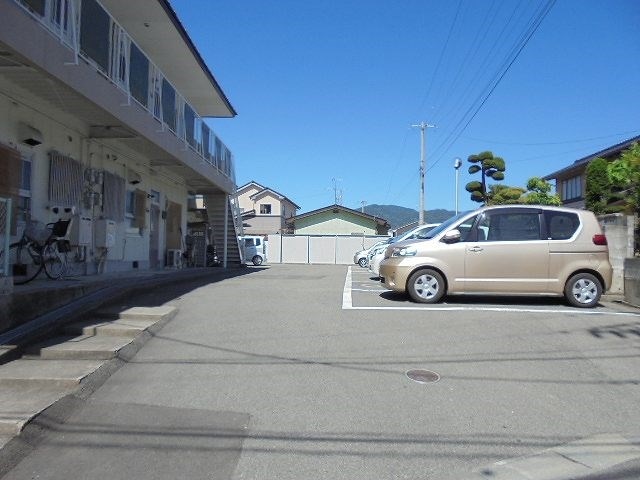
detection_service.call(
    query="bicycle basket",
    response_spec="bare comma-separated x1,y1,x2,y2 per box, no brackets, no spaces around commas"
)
50,220,71,237
24,221,49,245
57,239,72,253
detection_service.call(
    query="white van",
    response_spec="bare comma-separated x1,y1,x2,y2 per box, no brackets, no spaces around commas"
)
240,236,267,266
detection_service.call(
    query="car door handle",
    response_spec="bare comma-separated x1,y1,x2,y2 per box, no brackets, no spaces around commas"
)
468,246,483,252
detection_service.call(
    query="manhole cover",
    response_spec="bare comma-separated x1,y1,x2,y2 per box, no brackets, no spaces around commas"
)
406,369,440,384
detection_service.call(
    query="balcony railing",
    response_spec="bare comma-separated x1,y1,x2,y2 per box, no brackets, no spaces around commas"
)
14,0,236,186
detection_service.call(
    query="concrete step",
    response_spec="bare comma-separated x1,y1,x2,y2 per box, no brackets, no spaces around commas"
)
63,318,161,338
0,384,72,435
0,435,11,450
0,358,104,389
95,305,177,323
26,335,135,360
0,346,17,364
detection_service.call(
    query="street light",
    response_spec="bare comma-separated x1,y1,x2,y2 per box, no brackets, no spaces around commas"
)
454,158,462,215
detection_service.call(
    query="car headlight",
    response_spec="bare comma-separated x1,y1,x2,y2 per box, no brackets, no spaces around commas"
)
391,246,417,257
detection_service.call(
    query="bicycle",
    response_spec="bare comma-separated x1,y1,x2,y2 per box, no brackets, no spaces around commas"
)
0,219,71,285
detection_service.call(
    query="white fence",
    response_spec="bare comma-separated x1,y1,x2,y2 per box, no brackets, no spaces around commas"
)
266,234,388,265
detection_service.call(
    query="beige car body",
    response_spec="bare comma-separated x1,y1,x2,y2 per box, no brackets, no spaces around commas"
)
379,205,612,307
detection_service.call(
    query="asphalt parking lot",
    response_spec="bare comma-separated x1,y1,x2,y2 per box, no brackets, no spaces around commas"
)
5,264,640,480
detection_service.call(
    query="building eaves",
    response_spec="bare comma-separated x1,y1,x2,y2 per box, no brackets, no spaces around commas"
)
237,181,265,193
250,188,301,210
292,204,389,226
101,0,236,117
158,0,236,117
543,134,640,180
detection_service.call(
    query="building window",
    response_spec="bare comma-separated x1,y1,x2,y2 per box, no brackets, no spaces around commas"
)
202,125,211,160
125,189,147,230
125,190,136,218
79,0,111,73
20,0,45,17
20,155,32,194
260,204,272,214
49,152,83,208
161,78,176,132
184,104,196,148
561,176,582,201
129,42,149,108
102,171,125,222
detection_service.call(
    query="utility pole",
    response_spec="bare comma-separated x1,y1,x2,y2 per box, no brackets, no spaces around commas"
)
411,121,435,225
360,200,367,213
454,157,462,215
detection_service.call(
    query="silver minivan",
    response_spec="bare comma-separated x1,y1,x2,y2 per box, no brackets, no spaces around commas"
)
240,235,266,266
379,205,612,308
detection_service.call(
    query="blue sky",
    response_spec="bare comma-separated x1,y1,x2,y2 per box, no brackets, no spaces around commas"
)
170,0,640,214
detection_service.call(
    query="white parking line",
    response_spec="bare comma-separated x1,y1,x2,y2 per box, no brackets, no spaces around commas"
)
345,305,640,316
342,266,353,309
351,288,389,293
342,268,640,316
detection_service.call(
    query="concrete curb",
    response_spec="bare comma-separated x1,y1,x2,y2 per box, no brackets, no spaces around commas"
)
0,268,232,361
465,433,640,480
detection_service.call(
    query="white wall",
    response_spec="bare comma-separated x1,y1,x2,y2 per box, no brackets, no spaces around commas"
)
267,234,388,264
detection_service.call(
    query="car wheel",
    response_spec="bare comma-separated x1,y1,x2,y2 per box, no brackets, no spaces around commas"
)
564,272,602,308
407,269,445,304
358,257,368,268
252,255,263,266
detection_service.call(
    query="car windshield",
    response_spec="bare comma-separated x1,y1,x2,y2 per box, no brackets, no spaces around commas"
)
417,212,471,239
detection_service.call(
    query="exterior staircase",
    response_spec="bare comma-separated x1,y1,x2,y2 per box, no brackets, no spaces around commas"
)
203,193,242,266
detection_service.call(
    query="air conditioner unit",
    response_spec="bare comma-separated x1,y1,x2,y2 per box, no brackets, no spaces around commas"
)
166,249,182,268
95,219,116,248
18,123,43,146
69,215,92,245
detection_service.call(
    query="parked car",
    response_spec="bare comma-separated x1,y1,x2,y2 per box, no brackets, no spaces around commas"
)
368,223,440,277
379,205,612,308
353,240,389,268
240,235,267,266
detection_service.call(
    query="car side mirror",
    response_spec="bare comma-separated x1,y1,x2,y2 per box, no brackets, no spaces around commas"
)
442,229,461,244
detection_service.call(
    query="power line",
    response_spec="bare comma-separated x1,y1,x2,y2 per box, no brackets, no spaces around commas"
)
431,0,526,129
460,130,640,146
414,0,464,119
427,0,557,172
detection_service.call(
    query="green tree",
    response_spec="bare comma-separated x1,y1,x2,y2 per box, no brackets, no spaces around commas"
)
520,177,561,205
465,151,506,204
487,184,525,205
606,142,640,214
585,157,611,215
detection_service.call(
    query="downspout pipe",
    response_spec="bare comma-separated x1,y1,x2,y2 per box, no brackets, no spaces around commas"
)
223,194,228,268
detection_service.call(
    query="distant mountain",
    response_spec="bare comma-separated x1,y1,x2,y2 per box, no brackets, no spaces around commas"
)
361,204,455,229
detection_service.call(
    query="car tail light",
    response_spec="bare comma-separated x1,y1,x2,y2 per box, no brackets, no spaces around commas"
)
592,234,607,245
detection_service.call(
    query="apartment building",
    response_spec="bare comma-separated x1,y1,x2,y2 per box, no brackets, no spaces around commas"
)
0,0,241,276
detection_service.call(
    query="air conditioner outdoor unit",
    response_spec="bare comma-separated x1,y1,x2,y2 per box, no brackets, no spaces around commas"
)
95,219,116,248
167,249,182,268
18,123,43,146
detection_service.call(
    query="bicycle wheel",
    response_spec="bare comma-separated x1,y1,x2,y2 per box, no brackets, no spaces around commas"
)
43,242,66,280
3,241,44,285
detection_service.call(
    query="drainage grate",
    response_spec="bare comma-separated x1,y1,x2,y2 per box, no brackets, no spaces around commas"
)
406,369,440,384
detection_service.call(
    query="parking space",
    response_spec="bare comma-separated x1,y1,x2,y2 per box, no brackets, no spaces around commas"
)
344,265,640,317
